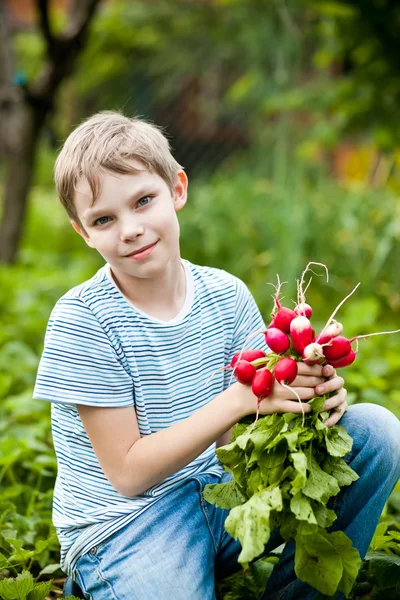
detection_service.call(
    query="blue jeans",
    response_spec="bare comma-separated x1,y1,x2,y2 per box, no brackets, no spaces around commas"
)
73,403,400,599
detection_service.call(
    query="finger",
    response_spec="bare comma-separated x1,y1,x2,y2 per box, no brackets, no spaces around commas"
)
322,388,347,411
315,376,345,396
297,362,324,377
324,400,348,427
322,364,336,378
293,375,325,388
287,386,318,401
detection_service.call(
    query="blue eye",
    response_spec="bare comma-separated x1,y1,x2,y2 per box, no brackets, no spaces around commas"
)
137,196,152,207
94,216,110,226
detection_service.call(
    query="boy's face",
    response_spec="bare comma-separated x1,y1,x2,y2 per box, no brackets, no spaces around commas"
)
71,159,188,281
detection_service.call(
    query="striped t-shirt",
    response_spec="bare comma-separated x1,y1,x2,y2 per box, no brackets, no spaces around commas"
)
33,259,268,575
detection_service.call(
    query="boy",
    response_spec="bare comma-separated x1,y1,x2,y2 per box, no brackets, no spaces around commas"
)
33,111,400,600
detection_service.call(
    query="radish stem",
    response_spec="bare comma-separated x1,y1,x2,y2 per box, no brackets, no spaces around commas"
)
350,329,400,342
280,382,305,427
316,283,361,344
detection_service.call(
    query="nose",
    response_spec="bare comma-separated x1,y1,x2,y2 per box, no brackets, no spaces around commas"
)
118,214,145,242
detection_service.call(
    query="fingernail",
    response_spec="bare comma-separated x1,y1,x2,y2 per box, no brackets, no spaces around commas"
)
316,385,324,394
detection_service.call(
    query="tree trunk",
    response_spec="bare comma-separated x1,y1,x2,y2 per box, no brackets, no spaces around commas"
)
0,0,101,264
0,106,44,264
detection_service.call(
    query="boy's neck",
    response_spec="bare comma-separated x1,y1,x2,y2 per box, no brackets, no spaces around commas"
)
109,258,187,321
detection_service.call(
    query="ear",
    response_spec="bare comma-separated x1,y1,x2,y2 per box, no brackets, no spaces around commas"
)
173,170,188,212
70,220,95,248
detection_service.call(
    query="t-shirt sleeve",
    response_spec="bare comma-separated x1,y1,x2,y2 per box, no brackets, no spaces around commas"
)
33,297,134,407
224,278,270,389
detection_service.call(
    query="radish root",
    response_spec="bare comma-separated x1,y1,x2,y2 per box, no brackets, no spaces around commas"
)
281,382,306,427
298,262,329,306
316,283,361,344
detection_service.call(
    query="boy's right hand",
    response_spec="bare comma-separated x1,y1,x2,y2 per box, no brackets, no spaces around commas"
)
232,362,332,418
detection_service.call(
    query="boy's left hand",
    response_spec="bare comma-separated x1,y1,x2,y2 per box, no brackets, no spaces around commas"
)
315,364,347,427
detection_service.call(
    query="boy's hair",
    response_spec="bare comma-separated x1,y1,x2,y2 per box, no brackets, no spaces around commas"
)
54,111,183,230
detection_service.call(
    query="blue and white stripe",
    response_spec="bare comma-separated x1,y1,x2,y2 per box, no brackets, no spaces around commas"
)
33,260,267,575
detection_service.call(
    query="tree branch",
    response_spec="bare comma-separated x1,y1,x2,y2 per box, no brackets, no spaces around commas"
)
36,0,55,57
29,0,101,104
0,1,14,88
63,0,102,43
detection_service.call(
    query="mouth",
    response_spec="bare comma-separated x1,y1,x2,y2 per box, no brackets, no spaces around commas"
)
125,241,159,260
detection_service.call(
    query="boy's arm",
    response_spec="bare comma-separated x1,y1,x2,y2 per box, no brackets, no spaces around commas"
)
216,428,232,448
78,384,246,497
78,364,325,498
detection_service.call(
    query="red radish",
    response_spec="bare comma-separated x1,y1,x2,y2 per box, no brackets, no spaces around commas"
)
231,350,266,367
265,328,290,354
251,368,274,422
271,301,296,334
251,368,274,398
233,360,257,384
294,302,312,318
302,342,325,365
315,332,333,345
315,320,344,345
274,357,298,385
326,320,343,337
290,316,314,355
323,336,352,362
328,350,357,368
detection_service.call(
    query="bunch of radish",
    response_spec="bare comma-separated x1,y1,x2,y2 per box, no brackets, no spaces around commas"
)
230,262,400,424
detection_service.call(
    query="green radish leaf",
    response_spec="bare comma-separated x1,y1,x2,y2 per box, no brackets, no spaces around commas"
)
289,451,308,496
324,425,354,457
258,440,287,469
308,396,326,417
303,449,340,504
203,480,246,509
216,444,247,490
225,488,283,564
246,468,264,496
231,422,249,441
311,501,337,529
247,426,287,467
322,455,359,487
295,527,343,596
279,512,298,542
290,492,317,525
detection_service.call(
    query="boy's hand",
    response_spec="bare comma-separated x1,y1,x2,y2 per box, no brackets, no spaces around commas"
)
235,362,346,424
315,364,348,427
237,362,327,418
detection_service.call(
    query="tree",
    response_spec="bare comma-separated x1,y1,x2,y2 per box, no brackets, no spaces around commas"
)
0,0,101,264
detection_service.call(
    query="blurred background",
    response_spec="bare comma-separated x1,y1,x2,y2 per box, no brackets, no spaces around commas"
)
0,1,399,598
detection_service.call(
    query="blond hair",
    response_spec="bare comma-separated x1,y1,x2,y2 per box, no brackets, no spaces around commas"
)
54,111,182,229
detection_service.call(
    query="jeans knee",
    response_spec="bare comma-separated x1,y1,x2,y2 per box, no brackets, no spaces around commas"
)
346,403,400,476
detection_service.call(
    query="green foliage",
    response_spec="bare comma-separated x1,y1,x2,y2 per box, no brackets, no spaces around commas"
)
0,571,52,600
204,398,362,595
1,164,399,596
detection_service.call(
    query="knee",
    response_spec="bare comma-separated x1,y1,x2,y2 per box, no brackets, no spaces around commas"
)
345,403,400,476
